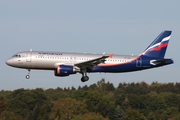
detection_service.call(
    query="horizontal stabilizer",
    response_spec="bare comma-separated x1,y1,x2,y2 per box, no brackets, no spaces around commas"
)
150,58,173,65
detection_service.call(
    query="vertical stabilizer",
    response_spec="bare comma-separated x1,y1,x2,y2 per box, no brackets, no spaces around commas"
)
142,30,172,58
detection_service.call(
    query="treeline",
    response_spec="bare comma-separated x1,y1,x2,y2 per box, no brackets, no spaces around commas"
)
1,79,180,120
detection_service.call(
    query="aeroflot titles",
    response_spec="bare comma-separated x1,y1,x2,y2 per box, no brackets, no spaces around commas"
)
38,52,63,55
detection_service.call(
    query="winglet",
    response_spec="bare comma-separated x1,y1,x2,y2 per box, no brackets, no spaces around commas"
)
109,54,114,58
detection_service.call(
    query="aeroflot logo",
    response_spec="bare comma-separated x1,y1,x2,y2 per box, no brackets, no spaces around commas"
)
38,52,63,55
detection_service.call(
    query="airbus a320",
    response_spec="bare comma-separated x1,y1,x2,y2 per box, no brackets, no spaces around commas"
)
6,30,173,82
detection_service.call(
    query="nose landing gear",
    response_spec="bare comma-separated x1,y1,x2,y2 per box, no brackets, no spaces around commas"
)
26,69,30,79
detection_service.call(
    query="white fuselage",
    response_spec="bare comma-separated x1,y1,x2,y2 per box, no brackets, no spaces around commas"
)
6,51,137,70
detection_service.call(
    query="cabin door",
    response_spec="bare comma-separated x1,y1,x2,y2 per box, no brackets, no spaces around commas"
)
26,52,32,62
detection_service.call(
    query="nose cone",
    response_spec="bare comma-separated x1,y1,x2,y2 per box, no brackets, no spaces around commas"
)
6,59,14,66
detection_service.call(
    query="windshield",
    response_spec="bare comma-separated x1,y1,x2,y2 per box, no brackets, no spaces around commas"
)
12,54,21,58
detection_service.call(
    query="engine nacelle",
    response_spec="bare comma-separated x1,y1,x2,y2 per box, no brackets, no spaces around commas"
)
54,65,76,77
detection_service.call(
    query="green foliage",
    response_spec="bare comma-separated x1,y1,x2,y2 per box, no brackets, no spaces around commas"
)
0,95,6,115
70,90,88,100
7,88,50,119
72,113,108,120
162,107,178,120
49,98,87,120
125,108,146,120
173,113,180,120
108,105,127,120
1,80,180,119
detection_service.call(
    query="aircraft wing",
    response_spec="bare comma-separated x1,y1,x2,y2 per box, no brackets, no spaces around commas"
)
75,54,113,70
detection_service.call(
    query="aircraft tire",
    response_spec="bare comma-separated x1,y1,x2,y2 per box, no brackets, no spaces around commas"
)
84,76,89,81
26,75,30,79
81,77,86,82
81,76,89,82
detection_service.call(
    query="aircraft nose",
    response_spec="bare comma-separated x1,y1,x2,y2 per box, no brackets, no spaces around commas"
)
6,59,14,66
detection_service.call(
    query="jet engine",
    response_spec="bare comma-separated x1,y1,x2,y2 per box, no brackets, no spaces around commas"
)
54,65,77,77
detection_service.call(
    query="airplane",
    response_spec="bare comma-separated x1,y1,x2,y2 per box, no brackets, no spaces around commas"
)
6,30,173,82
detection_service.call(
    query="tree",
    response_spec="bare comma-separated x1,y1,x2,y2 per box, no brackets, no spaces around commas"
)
173,113,180,120
125,108,146,120
148,93,166,111
2,80,180,119
72,113,108,120
89,83,98,91
70,90,88,100
0,95,6,115
162,107,178,120
81,85,89,91
49,98,87,120
108,105,127,120
7,89,50,119
86,91,113,117
162,93,180,108
97,79,106,93
105,82,115,92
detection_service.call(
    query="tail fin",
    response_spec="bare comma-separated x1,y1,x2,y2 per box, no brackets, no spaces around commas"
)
142,30,172,58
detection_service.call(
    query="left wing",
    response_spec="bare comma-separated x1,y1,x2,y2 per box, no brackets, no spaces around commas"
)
75,54,113,70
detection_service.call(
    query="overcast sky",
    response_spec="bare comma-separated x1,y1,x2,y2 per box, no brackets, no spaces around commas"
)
1,1,180,90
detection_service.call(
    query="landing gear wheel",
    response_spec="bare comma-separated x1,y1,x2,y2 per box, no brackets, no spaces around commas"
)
26,75,30,79
84,76,89,81
81,77,86,82
80,69,89,82
81,76,89,82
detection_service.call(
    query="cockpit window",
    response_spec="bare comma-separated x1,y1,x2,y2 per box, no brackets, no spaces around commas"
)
12,54,21,57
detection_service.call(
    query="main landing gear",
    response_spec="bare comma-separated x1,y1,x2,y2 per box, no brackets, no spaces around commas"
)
81,70,89,82
26,69,30,79
81,75,89,82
